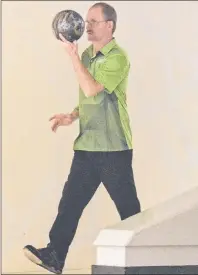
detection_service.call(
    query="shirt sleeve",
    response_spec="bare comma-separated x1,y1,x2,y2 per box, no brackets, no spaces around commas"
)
73,106,79,112
94,54,130,94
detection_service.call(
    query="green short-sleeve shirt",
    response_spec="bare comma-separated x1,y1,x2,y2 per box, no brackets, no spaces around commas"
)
73,38,133,152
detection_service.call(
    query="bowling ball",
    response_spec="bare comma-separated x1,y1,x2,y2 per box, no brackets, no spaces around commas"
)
52,9,85,42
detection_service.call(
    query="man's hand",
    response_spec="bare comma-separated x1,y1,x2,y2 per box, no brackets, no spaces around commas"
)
49,113,74,132
59,33,78,57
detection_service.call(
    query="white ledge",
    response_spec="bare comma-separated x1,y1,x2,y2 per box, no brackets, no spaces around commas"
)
93,186,198,267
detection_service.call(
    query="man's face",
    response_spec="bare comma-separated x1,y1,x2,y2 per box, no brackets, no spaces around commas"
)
85,6,112,42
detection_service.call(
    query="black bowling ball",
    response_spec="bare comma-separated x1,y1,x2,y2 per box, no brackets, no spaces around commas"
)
52,9,85,42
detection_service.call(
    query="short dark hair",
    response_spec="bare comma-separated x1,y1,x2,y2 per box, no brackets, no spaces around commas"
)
91,2,117,33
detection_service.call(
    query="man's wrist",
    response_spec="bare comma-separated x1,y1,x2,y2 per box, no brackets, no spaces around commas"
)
71,52,80,62
71,53,81,70
70,110,79,121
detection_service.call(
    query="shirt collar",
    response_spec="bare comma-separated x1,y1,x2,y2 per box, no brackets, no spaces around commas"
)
88,37,116,58
100,37,116,56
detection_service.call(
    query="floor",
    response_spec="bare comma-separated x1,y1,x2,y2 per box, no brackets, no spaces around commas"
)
3,268,91,274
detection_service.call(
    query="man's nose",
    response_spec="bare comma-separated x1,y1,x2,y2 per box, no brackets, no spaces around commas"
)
86,25,92,31
85,21,92,27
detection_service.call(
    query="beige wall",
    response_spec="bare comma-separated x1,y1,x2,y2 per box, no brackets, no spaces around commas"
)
2,1,198,273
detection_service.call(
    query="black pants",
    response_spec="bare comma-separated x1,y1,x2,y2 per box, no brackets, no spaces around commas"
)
48,150,141,261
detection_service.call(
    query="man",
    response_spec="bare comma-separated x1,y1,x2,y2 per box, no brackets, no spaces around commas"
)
23,2,141,274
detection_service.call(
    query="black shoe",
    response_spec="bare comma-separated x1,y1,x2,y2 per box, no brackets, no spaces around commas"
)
23,245,64,274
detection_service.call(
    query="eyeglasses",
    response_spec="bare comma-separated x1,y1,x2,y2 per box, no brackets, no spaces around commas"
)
84,20,108,27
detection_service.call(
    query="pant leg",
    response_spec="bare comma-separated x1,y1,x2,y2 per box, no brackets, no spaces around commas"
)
48,151,101,261
100,150,141,220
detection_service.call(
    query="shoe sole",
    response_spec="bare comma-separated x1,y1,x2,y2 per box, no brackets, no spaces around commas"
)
23,247,62,274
